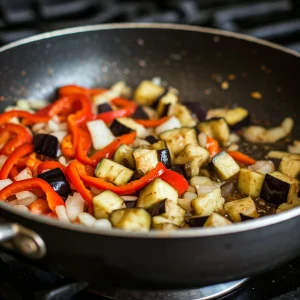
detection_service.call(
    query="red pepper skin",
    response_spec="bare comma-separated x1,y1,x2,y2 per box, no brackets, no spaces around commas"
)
0,178,65,211
160,169,189,196
59,85,107,98
66,161,93,206
37,161,67,175
81,162,166,195
0,110,50,125
61,134,75,158
206,136,220,157
0,124,33,156
0,144,34,179
134,116,170,127
9,166,19,180
75,128,93,165
226,151,256,165
96,98,137,124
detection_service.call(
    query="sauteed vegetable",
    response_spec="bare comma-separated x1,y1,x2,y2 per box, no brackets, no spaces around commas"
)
0,79,298,232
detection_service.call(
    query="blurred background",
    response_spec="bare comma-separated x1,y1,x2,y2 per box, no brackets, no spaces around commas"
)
0,0,300,51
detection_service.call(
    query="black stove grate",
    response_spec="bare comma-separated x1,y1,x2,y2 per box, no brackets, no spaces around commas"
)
1,0,300,51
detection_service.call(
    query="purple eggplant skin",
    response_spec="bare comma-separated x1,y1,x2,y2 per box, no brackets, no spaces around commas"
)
97,103,113,114
125,201,137,208
183,102,207,121
260,174,290,205
151,199,167,216
38,168,71,198
110,119,132,136
157,149,172,169
132,106,149,120
230,114,250,131
186,216,209,227
160,103,171,117
170,165,184,176
33,134,59,158
240,214,255,221
151,88,168,109
145,135,159,144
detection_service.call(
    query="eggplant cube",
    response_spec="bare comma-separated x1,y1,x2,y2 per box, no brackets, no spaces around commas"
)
152,216,174,229
111,117,148,138
137,178,178,209
172,104,197,127
151,199,186,226
186,215,209,227
238,168,265,198
212,151,240,180
203,213,232,227
224,197,259,222
133,149,159,174
93,190,125,219
279,157,300,179
113,144,136,169
156,92,178,117
134,80,165,106
277,198,300,213
260,171,299,205
191,188,225,216
177,197,193,212
110,208,151,232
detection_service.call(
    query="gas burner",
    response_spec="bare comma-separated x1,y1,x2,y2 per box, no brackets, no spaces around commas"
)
92,278,248,300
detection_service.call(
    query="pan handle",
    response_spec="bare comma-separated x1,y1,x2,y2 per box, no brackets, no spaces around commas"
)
0,222,46,259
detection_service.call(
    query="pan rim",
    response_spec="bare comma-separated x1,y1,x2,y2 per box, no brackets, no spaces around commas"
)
0,22,300,239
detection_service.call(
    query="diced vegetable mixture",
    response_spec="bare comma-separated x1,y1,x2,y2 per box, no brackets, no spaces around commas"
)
0,79,299,232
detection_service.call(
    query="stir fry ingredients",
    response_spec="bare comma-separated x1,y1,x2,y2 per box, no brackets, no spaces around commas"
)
0,79,299,232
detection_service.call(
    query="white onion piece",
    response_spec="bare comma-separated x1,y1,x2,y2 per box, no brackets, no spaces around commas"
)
32,122,46,133
120,196,138,201
93,219,112,229
78,212,96,226
16,191,38,201
92,90,119,105
50,131,67,143
9,117,20,124
47,119,60,132
58,122,68,131
58,156,68,166
183,192,197,201
13,205,30,212
8,196,36,206
0,179,12,191
198,133,207,148
65,193,85,222
27,98,48,109
14,167,32,181
288,141,300,154
250,160,275,174
187,185,197,193
55,205,70,223
90,186,102,196
155,116,181,135
0,155,8,169
196,185,218,197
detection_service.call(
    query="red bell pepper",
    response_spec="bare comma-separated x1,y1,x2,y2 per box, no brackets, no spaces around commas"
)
0,178,65,211
24,153,42,176
96,97,137,124
9,166,19,180
61,134,75,158
0,124,33,156
75,128,93,165
29,199,51,215
134,116,170,127
81,162,166,195
66,160,93,206
206,136,220,156
160,169,188,196
0,110,50,125
0,144,34,179
227,151,256,165
59,85,107,98
37,161,67,175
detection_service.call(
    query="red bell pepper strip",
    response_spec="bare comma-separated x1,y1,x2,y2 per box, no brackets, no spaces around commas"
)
75,128,93,165
90,132,136,167
206,136,220,156
0,124,33,156
96,97,137,124
0,144,34,179
24,153,42,176
61,134,75,158
29,199,51,215
227,151,256,165
0,130,10,145
59,85,107,98
0,178,65,211
134,116,170,127
9,166,19,180
81,162,166,195
66,160,93,206
37,161,67,175
160,169,188,196
0,110,50,125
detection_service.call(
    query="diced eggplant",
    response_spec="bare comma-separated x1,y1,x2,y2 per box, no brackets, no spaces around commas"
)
132,106,149,120
260,171,299,205
151,140,168,150
97,103,113,114
266,151,300,160
186,215,209,227
189,176,215,188
170,165,184,175
172,104,197,127
155,116,181,135
33,134,59,158
145,135,159,144
113,117,148,138
125,201,136,208
177,197,193,212
133,149,159,174
203,213,232,227
134,80,165,106
277,198,300,213
94,158,134,186
224,197,259,222
212,151,240,180
110,208,151,232
191,188,225,216
183,102,207,121
159,128,198,156
152,216,174,229
113,144,136,169
110,119,133,136
279,157,300,179
151,199,185,226
93,190,125,219
156,92,178,117
132,169,145,181
157,149,172,169
160,223,180,231
197,117,230,146
38,168,71,198
151,88,169,108
137,178,178,209
238,168,265,198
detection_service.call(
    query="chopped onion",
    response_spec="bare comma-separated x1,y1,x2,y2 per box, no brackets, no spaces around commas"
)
196,185,218,196
183,192,197,201
58,156,68,166
227,144,239,151
26,98,48,109
92,90,119,105
13,205,30,212
9,117,20,124
90,186,102,196
250,160,275,174
155,116,181,135
14,167,32,181
288,141,300,154
187,185,197,193
65,192,85,222
78,212,96,226
50,131,68,143
93,219,112,229
55,205,70,223
0,179,13,191
87,120,115,150
121,196,138,201
47,119,60,132
58,122,68,131
0,155,8,169
32,122,46,133
228,133,240,144
8,197,36,206
198,133,207,148
16,191,38,201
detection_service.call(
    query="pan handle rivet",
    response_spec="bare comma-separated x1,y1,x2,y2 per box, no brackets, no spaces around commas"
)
14,236,39,256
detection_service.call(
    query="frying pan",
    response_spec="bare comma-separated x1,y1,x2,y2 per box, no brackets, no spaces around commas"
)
0,23,299,290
